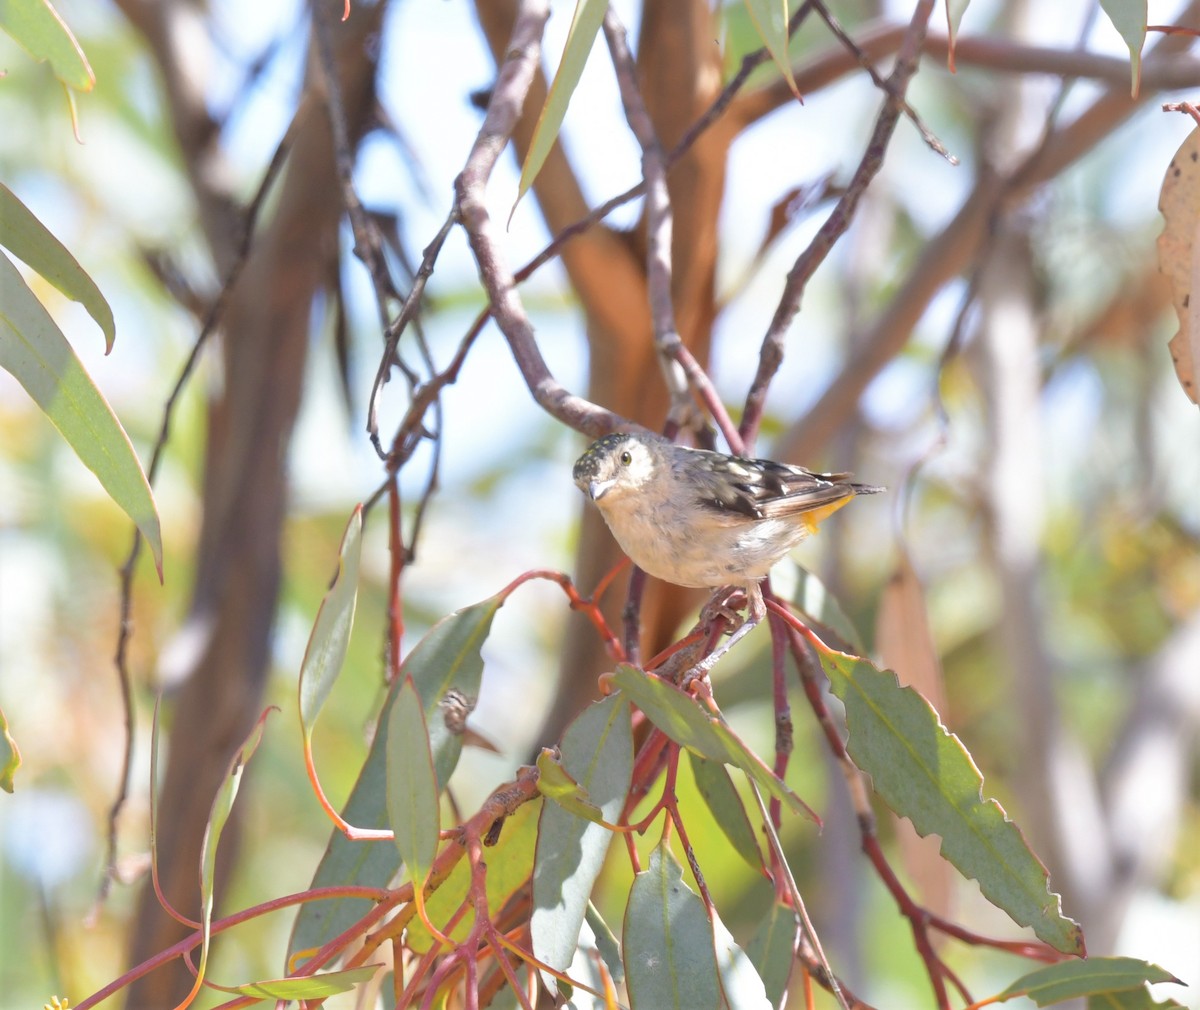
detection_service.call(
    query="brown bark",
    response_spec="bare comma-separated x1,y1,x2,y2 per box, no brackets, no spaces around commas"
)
119,5,385,1005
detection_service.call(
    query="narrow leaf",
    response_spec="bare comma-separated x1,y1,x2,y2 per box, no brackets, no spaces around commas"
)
190,709,273,1006
745,902,799,1009
742,0,801,101
298,507,363,731
611,665,819,823
0,0,94,90
0,254,162,574
687,752,764,871
1157,126,1200,405
623,840,721,1010
712,908,772,1010
289,593,504,963
386,677,440,888
0,707,20,792
820,649,1084,954
0,183,114,350
531,693,632,977
514,0,606,210
230,965,382,998
1099,0,1146,96
585,901,624,985
998,957,1181,1006
787,563,864,654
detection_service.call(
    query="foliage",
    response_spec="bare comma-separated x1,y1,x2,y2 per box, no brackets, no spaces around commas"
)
2,1,1200,1010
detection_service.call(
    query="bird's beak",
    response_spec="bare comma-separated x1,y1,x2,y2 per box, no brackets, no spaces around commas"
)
588,478,615,501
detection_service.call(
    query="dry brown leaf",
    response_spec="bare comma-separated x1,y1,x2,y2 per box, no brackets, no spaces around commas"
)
875,553,953,919
1156,127,1200,405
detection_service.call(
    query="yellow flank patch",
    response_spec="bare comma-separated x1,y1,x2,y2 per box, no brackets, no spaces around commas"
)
801,494,856,535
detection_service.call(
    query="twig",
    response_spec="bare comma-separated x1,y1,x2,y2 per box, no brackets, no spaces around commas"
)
740,0,937,449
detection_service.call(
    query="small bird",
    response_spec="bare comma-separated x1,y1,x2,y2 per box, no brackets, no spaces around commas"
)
573,431,883,671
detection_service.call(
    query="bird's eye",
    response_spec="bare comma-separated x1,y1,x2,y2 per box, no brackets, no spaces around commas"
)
619,450,632,466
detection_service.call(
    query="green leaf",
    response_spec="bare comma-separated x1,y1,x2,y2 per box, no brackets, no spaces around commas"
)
585,901,624,985
623,840,721,1010
0,0,94,90
407,797,540,953
742,0,800,101
0,707,20,792
386,677,440,889
787,563,864,654
687,752,764,871
288,593,504,963
298,507,363,731
0,253,162,575
531,693,632,977
820,650,1084,955
1088,990,1187,1010
537,747,609,824
745,902,798,1009
1099,0,1146,96
712,908,771,1010
193,710,272,999
0,184,114,351
229,965,382,998
610,665,819,823
998,957,1181,1006
514,0,606,210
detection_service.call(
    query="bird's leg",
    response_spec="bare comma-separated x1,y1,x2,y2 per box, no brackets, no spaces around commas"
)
681,581,766,687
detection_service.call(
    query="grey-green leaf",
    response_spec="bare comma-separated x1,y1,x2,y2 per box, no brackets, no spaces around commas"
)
0,183,113,349
531,693,632,977
1099,0,1146,96
514,0,606,211
0,253,162,575
820,649,1083,954
745,902,798,1009
298,507,363,731
998,956,1181,1006
288,593,504,963
688,751,764,871
611,665,818,823
386,677,440,886
623,840,721,1010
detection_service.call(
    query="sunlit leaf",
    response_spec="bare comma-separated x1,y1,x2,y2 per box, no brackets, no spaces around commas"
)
0,254,162,575
611,665,819,823
289,593,504,963
298,506,363,730
742,0,800,101
820,649,1084,955
531,693,632,979
386,677,440,890
687,752,763,871
0,707,20,792
407,798,540,953
1157,126,1200,405
745,902,798,1008
537,747,609,824
0,0,94,90
997,956,1180,1005
515,0,606,210
623,840,721,1010
229,965,382,998
188,709,273,1008
0,183,114,350
1099,0,1146,96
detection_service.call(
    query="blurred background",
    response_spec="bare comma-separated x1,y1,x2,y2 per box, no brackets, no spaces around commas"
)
1,0,1199,1007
